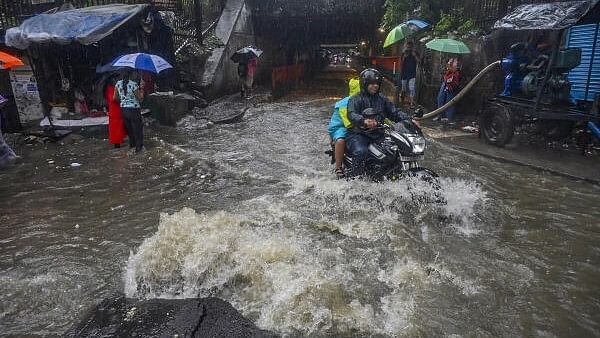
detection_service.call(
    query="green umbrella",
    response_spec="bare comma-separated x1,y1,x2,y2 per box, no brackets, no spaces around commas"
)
425,38,471,54
383,24,413,48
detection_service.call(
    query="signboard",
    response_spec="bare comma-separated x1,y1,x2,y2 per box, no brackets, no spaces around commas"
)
10,65,43,122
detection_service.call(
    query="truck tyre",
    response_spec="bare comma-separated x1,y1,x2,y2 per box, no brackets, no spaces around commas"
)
479,102,515,146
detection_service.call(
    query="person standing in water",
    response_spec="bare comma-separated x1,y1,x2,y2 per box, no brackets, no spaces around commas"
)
399,41,419,108
238,57,257,99
114,70,145,153
105,74,127,148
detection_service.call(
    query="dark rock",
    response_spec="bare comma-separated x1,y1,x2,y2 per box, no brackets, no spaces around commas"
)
202,100,247,124
61,133,85,144
195,98,209,108
146,93,197,126
66,294,278,338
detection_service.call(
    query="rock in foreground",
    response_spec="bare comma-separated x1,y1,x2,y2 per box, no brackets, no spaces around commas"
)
66,295,278,338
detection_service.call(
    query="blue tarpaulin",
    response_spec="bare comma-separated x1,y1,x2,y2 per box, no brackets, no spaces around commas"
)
5,4,147,49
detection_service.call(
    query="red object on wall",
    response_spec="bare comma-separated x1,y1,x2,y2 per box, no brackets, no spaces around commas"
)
271,63,305,89
370,56,402,73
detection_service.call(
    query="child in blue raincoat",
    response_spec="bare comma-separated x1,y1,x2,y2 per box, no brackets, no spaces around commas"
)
328,78,360,178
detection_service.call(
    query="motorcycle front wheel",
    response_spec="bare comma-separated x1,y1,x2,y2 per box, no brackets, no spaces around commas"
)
388,167,438,181
397,167,445,204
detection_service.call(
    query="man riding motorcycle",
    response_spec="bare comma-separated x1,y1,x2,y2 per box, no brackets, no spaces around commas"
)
346,68,414,178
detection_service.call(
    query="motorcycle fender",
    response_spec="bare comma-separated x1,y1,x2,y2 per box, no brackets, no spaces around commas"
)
368,144,386,160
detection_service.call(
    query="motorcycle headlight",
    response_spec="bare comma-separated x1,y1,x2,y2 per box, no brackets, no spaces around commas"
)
407,135,426,154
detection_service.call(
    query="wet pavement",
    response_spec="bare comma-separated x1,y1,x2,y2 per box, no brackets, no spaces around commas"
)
1,69,600,337
423,127,600,184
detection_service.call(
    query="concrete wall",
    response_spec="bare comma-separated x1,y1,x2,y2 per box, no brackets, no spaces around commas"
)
200,0,255,99
415,30,536,116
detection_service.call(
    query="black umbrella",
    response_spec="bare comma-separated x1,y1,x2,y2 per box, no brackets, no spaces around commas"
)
230,46,263,63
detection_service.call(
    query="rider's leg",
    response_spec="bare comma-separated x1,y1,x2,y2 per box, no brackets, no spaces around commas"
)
346,133,370,177
335,138,345,171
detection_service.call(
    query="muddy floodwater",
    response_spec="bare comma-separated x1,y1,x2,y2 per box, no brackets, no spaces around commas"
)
1,78,600,337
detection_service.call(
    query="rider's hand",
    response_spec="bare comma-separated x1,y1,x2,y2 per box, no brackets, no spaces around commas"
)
364,119,377,129
412,119,421,128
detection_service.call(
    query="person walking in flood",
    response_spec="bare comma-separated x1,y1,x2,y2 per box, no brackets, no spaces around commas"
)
114,70,145,153
400,41,419,108
238,57,257,99
105,75,127,148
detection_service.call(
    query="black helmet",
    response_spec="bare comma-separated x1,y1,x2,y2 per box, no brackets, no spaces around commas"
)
359,68,382,93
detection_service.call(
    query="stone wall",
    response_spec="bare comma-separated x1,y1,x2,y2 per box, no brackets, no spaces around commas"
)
199,0,256,99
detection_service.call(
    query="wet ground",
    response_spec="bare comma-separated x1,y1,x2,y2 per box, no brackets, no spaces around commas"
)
1,69,600,337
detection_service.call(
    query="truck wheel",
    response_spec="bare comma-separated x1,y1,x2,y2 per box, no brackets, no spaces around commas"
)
479,102,515,146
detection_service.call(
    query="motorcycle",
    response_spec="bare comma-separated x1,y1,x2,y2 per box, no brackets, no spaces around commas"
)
328,118,438,182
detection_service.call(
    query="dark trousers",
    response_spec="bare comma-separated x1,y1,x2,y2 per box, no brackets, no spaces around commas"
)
121,107,144,151
437,82,456,122
346,133,372,177
0,116,16,167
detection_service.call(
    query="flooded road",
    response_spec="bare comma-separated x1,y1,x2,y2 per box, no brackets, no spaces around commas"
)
1,73,600,337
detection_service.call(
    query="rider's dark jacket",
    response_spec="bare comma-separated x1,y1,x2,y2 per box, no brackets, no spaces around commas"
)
347,91,409,137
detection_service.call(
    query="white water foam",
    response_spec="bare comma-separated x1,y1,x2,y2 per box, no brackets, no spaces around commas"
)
124,174,488,336
287,173,487,239
124,208,431,336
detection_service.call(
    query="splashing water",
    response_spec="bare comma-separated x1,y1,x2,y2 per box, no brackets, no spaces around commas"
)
124,173,487,336
4,78,600,337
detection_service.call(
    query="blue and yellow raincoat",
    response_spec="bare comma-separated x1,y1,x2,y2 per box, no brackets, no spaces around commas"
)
328,78,360,141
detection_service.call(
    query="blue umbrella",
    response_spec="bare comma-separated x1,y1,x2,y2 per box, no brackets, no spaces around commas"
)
111,53,173,74
405,19,430,29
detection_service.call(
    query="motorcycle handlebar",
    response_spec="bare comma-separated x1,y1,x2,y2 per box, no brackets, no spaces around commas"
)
362,120,421,131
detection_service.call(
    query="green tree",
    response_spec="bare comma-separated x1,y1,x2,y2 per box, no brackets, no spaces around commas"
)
382,0,480,36
381,0,412,30
381,0,460,30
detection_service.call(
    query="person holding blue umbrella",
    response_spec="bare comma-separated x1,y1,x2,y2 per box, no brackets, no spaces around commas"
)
111,53,173,154
113,69,145,154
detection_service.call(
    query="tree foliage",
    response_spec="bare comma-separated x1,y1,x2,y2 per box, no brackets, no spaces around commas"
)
433,7,479,36
381,0,449,29
381,0,478,35
381,0,411,29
